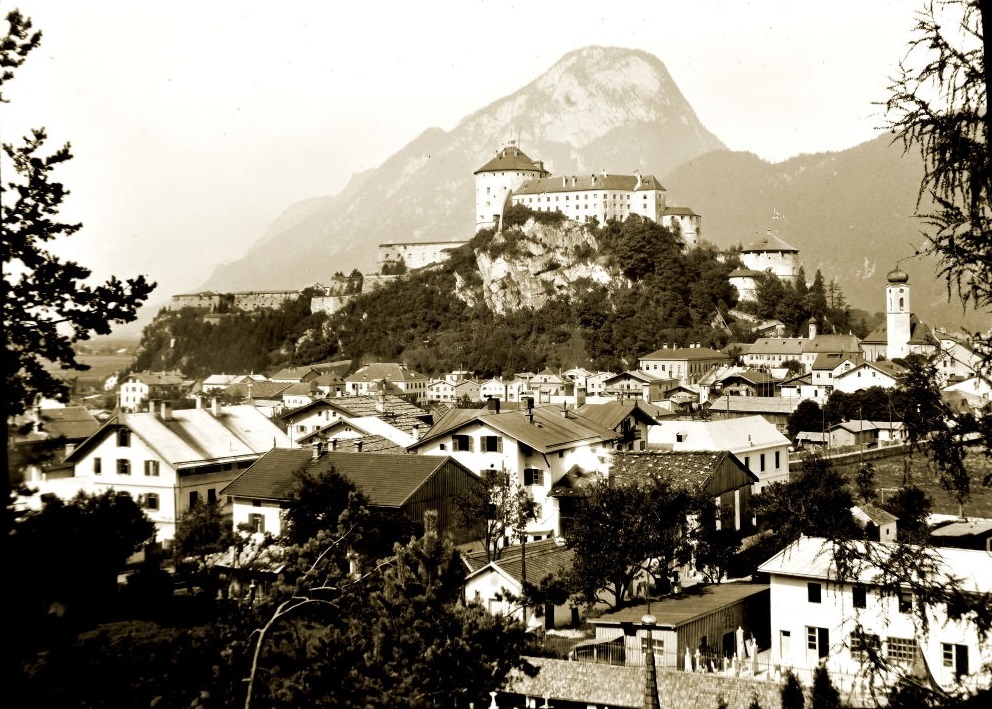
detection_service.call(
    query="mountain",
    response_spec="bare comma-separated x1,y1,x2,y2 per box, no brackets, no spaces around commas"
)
204,45,982,329
203,46,726,289
663,137,983,327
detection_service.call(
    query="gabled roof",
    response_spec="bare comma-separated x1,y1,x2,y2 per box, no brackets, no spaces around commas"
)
862,314,934,346
802,334,862,355
640,346,731,362
835,359,907,380
742,230,798,253
269,365,322,382
35,406,100,440
280,394,430,427
345,362,428,384
295,433,403,454
464,539,574,586
299,415,415,447
222,380,292,400
122,371,185,386
513,172,665,195
611,450,758,492
746,338,805,356
575,399,665,430
719,369,779,386
758,535,992,591
67,405,290,466
811,351,858,371
662,206,699,217
653,415,790,451
605,370,666,385
221,449,461,507
851,504,899,527
414,405,616,454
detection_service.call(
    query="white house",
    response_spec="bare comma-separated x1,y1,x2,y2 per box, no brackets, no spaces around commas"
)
409,404,617,540
344,362,429,403
62,401,291,542
117,371,187,411
646,415,790,492
279,394,431,447
832,359,906,394
759,536,992,695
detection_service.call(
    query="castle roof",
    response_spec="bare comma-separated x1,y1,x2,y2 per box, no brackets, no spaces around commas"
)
513,172,665,195
473,144,549,175
742,230,799,253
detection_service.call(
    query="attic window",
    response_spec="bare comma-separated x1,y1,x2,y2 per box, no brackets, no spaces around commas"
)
118,428,131,447
676,432,686,443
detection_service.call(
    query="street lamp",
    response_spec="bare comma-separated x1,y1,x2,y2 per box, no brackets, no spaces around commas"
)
642,613,660,709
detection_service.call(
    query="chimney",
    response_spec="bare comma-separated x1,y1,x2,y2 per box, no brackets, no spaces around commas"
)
160,401,172,420
211,397,221,417
195,395,202,410
562,176,566,187
411,424,420,442
809,320,817,340
571,176,576,187
560,408,569,418
576,386,587,408
312,440,324,459
148,399,156,414
635,170,642,189
591,174,596,186
356,440,363,453
330,438,337,451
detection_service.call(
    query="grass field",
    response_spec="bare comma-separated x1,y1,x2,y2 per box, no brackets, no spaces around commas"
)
835,445,992,519
47,354,135,396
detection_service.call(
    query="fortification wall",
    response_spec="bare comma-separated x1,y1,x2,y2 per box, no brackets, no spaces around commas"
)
377,241,468,270
232,291,299,312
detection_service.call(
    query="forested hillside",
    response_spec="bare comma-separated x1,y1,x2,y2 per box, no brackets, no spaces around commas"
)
136,213,744,377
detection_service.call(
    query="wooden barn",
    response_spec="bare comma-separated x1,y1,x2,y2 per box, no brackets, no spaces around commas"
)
222,448,483,543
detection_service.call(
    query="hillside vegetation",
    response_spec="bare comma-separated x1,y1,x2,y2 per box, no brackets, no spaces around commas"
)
135,213,741,377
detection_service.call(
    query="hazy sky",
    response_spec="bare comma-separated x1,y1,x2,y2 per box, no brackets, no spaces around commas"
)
5,0,921,313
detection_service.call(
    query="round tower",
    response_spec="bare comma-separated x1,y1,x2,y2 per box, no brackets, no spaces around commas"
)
885,266,911,360
473,142,549,231
740,229,800,285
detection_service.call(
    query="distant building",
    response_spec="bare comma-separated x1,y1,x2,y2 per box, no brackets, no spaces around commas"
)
474,142,550,230
861,268,936,361
638,345,731,385
738,229,800,285
118,371,188,412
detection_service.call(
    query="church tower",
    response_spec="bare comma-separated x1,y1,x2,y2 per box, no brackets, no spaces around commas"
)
885,266,911,360
473,142,549,230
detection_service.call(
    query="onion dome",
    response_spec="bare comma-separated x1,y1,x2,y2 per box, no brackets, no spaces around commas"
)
886,266,909,284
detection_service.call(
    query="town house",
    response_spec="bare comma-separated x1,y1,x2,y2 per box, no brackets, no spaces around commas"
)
409,403,617,541
62,401,291,542
345,362,429,403
279,393,432,447
759,536,992,695
639,345,731,385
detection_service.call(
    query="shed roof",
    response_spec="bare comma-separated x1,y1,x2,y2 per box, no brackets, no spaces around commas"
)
590,582,769,629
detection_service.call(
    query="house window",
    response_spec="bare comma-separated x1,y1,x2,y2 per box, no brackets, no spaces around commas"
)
775,451,780,469
898,589,913,614
482,436,502,453
144,460,160,476
853,585,867,609
887,637,916,664
117,459,131,476
118,428,131,447
760,454,766,472
94,457,102,475
806,626,829,658
524,468,544,486
207,488,217,504
808,582,822,603
145,493,159,510
248,513,265,535
452,434,473,452
850,631,880,658
189,491,199,508
942,643,969,678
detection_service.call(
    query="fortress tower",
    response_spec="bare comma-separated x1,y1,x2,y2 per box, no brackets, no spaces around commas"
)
473,142,549,230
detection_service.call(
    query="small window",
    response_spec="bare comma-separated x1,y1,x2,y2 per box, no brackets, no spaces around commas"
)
189,490,199,508
207,488,217,504
523,468,544,486
93,457,102,475
117,459,131,476
144,460,160,476
145,493,159,510
117,428,131,447
850,631,880,657
482,435,502,453
248,512,265,535
942,643,968,678
808,582,822,603
760,453,766,472
898,589,913,614
853,585,867,609
452,434,473,452
775,451,780,469
887,637,916,664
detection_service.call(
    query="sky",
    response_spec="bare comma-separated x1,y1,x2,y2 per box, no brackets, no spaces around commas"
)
4,0,923,319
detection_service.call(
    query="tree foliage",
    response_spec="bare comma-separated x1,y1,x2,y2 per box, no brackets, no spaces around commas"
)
884,0,992,358
453,467,534,562
566,477,698,607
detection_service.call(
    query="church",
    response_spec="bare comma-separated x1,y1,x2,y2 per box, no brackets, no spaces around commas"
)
861,266,935,361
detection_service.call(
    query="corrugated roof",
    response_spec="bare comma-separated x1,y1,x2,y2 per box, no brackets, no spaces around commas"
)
591,582,769,628
222,449,457,507
465,539,574,585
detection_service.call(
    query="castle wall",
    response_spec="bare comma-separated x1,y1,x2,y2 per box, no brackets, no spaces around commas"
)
741,251,798,284
377,241,468,271
231,291,299,312
170,293,228,312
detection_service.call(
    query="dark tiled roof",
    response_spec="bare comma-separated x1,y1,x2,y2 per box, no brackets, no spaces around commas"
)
513,173,664,195
222,449,454,507
575,400,664,430
223,380,291,400
466,539,574,586
611,450,757,491
38,406,100,440
346,362,427,383
742,231,798,253
503,657,645,708
474,145,548,175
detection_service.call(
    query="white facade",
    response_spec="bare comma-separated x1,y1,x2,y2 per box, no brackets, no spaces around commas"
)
740,230,800,285
474,143,549,230
833,362,903,394
760,537,992,694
